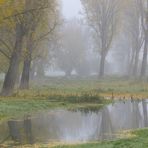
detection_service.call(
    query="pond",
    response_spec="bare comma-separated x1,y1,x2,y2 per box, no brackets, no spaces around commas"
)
0,99,148,145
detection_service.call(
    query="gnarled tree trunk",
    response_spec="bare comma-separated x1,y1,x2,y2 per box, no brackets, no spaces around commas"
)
20,37,33,90
20,56,32,90
1,24,24,96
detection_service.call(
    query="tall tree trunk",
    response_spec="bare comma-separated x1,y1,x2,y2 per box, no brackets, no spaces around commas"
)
20,56,32,90
140,39,148,78
20,37,33,90
1,24,24,96
128,49,135,77
133,50,139,77
99,51,106,78
141,0,148,78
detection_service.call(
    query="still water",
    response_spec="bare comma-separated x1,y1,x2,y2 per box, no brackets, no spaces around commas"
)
0,99,148,144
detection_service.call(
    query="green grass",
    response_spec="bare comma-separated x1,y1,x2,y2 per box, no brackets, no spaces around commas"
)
53,129,148,148
0,99,57,120
30,77,148,98
0,93,106,121
0,76,148,121
0,77,148,147
6,129,148,148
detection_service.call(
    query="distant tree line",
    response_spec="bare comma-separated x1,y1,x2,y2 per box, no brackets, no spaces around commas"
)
0,0,148,96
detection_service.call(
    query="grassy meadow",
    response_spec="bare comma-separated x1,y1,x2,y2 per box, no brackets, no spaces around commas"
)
2,129,148,148
0,77,148,147
52,129,148,148
0,76,148,121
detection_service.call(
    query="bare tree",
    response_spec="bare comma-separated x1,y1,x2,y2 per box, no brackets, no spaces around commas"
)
20,0,59,89
55,19,87,77
81,0,120,77
0,1,28,96
126,0,144,77
138,0,148,78
0,0,59,95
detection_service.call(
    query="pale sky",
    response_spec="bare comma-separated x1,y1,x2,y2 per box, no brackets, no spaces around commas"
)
62,0,82,19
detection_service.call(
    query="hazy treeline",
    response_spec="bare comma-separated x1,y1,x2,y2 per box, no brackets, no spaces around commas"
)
80,0,148,78
0,0,147,96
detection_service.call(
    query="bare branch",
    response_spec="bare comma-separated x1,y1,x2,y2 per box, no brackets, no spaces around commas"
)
0,48,10,59
0,38,12,52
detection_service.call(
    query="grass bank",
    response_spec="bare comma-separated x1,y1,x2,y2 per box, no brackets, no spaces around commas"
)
3,129,148,148
0,77,148,147
53,129,148,148
0,76,148,120
30,77,148,99
0,93,106,121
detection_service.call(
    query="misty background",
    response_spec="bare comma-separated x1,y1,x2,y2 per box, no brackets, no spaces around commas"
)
0,0,147,96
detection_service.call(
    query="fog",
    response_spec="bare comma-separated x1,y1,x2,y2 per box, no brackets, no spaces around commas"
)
0,0,147,96
1,1,148,147
62,0,82,19
46,0,147,78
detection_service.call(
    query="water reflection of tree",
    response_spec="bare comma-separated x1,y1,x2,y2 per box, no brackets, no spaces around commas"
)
32,112,60,142
142,100,148,126
0,122,9,144
111,101,142,130
109,101,132,130
99,107,113,140
131,101,141,128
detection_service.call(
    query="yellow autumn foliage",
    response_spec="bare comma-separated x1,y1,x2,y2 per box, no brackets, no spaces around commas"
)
0,0,5,5
0,0,25,25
